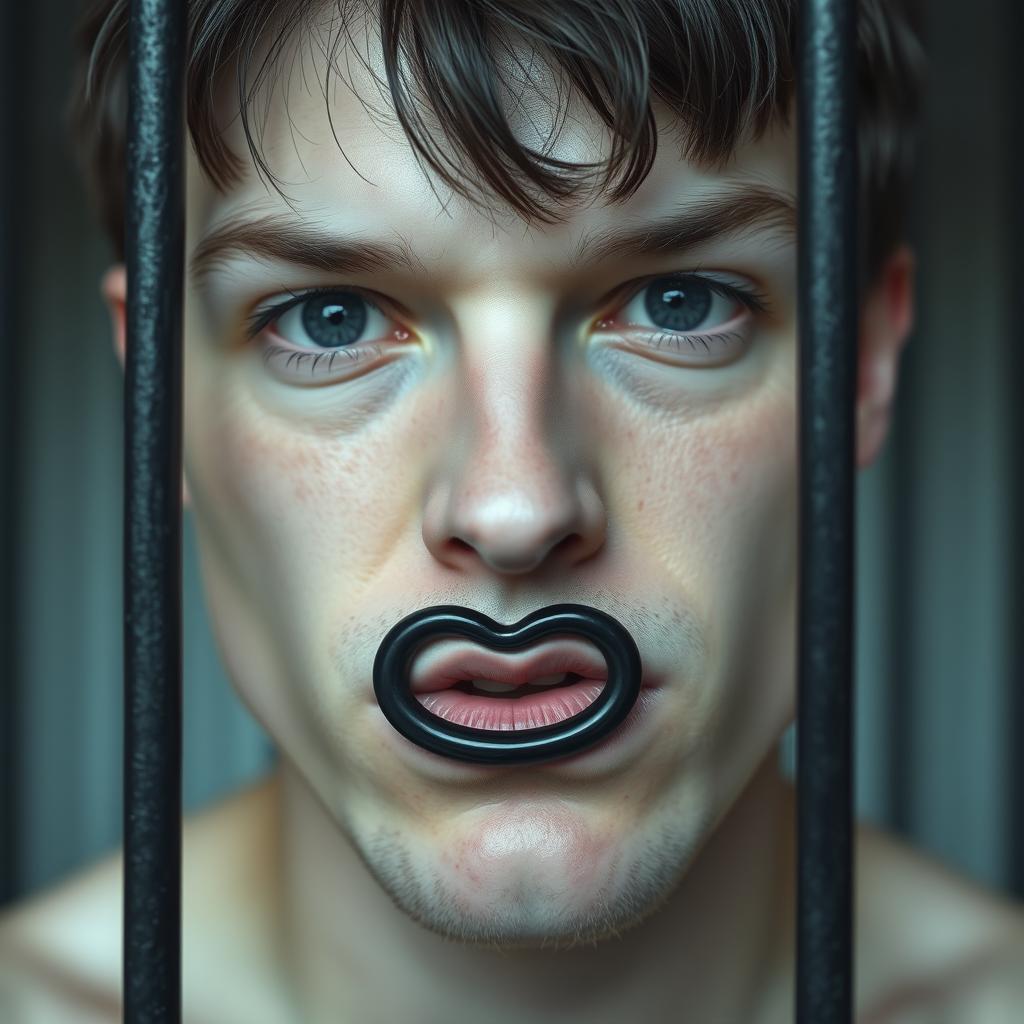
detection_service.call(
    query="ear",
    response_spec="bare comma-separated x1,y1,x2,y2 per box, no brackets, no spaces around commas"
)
101,264,192,509
856,244,916,469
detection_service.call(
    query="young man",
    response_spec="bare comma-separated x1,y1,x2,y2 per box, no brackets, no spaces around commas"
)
3,0,1023,1020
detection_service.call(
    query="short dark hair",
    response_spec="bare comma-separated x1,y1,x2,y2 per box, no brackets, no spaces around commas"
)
68,0,925,293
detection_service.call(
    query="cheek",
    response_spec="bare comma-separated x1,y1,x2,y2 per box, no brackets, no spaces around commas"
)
688,397,798,753
624,385,797,625
184,390,368,640
705,401,797,668
194,418,323,601
183,388,422,775
698,402,796,594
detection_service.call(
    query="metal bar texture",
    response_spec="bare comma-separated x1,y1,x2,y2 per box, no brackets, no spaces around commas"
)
796,0,859,1021
1007,0,1024,902
123,0,187,1018
0,0,29,909
114,0,859,1019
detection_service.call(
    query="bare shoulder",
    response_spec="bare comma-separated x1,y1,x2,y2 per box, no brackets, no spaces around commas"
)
856,820,1024,1023
0,837,126,1023
0,773,281,1024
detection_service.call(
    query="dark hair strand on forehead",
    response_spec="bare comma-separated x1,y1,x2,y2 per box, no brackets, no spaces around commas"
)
67,0,925,294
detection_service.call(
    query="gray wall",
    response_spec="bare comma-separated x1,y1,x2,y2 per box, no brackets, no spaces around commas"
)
2,0,276,897
2,0,1021,905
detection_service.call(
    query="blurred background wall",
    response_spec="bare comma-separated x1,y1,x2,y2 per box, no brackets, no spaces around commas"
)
1,0,1021,908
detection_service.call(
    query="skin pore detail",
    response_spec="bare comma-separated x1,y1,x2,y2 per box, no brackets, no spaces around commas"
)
26,3,1024,1022
173,16,805,1021
101,9,881,1023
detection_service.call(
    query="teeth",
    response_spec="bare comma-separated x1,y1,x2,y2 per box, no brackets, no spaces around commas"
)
526,672,570,687
468,672,569,694
469,679,521,693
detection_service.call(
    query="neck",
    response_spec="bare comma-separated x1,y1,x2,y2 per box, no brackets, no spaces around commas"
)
264,750,797,1024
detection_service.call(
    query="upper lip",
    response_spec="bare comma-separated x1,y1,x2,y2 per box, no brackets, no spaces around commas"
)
408,638,655,694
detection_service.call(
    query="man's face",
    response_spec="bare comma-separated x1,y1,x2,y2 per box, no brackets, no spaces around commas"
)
181,20,798,945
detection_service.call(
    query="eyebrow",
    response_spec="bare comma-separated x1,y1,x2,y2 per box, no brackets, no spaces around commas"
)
189,184,796,288
189,214,424,290
568,184,796,267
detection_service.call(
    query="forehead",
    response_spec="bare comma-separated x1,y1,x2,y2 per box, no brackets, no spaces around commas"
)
187,12,796,275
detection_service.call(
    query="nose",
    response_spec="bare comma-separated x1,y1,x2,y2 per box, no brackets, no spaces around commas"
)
421,351,608,577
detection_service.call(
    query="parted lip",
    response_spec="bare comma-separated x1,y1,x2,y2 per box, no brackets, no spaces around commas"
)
407,637,655,695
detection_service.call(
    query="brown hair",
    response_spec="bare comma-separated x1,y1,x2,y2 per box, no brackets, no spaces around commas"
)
68,0,924,292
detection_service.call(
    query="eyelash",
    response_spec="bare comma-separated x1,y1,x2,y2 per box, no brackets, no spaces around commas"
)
243,274,773,371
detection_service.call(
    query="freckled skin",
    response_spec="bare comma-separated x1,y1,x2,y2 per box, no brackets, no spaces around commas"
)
174,19,803,1012
97,13,917,1024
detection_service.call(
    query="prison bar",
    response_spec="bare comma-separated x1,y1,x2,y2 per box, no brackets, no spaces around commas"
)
121,0,858,1020
796,0,858,1021
123,0,186,1019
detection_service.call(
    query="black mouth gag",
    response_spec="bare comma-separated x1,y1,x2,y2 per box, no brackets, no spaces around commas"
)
372,604,642,766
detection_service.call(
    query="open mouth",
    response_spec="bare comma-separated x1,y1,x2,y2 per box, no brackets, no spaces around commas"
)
449,670,586,696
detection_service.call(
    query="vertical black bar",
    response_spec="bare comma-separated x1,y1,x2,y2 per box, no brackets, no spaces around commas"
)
1006,0,1024,903
123,0,186,1019
796,0,858,1022
0,0,29,911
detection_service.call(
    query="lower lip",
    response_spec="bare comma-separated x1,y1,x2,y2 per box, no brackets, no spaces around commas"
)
414,678,607,731
368,683,665,777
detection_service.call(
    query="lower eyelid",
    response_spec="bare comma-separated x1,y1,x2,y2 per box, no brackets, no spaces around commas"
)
649,328,748,351
261,342,384,379
604,325,752,367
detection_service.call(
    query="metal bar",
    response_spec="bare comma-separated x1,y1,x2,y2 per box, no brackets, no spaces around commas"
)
0,0,29,910
796,0,859,1021
114,0,860,1019
1006,0,1024,903
123,0,186,1018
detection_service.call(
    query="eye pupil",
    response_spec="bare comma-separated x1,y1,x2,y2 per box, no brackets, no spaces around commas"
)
301,292,367,348
644,276,711,331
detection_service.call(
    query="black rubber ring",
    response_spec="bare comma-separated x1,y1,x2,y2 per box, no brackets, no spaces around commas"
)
372,604,642,766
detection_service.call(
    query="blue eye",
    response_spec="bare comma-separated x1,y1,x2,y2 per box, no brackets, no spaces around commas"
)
298,292,368,348
244,272,772,383
599,272,771,366
244,287,394,350
642,276,713,332
241,286,414,382
622,274,766,335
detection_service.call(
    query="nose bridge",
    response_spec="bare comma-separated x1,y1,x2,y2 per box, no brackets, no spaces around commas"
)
123,0,862,1014
460,318,565,462
423,304,603,575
